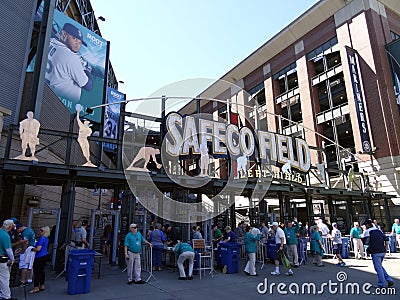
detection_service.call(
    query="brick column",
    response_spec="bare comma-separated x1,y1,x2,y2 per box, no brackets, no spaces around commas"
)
295,41,319,165
263,64,278,133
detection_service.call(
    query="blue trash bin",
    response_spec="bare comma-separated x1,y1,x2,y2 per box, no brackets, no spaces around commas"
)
216,247,222,267
67,249,96,295
218,242,241,273
389,235,396,253
341,237,349,259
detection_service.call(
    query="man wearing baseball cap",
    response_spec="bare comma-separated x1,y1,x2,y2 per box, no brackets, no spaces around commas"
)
270,222,294,276
62,23,87,48
124,224,152,285
330,223,345,266
45,22,92,102
0,219,17,300
16,222,35,285
8,218,19,247
362,219,394,288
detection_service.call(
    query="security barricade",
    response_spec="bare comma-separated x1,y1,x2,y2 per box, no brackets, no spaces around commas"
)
341,237,349,259
389,234,397,253
256,240,265,269
347,236,353,254
321,236,352,259
347,236,368,258
140,244,155,282
297,238,308,265
321,237,334,256
240,243,246,260
240,240,265,270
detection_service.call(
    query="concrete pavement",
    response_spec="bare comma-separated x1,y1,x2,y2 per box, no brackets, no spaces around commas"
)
10,253,400,300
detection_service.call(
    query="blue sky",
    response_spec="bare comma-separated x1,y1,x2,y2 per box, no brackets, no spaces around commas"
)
92,0,319,100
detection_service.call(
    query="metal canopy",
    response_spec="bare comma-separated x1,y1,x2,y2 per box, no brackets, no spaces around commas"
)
0,157,389,201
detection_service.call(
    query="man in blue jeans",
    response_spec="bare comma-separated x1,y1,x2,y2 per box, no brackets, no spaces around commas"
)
362,219,394,288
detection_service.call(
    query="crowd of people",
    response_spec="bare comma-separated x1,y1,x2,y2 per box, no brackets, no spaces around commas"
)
1,216,398,299
0,217,99,300
0,219,51,300
210,217,396,288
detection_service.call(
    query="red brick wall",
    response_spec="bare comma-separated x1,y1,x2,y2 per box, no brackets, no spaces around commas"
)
362,9,400,158
243,66,263,90
387,7,400,35
303,17,337,54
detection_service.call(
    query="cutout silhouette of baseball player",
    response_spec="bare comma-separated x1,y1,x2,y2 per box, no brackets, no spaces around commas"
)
281,160,292,176
315,163,328,188
76,105,95,167
236,153,248,177
199,140,209,176
15,111,40,161
126,147,162,172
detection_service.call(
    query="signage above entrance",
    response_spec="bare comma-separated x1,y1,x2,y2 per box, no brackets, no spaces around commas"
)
164,112,311,173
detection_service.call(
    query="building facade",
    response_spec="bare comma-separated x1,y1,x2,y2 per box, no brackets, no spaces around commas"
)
1,0,400,247
194,0,400,230
0,0,119,242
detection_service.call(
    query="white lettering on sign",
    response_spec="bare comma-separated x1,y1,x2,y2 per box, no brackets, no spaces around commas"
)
110,90,123,99
347,48,371,151
165,112,311,173
86,33,104,47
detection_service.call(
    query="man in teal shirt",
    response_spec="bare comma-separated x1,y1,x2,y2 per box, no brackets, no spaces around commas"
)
16,223,35,247
1,219,17,300
350,222,365,259
16,222,35,285
124,223,151,284
284,221,299,267
174,241,195,280
391,218,400,252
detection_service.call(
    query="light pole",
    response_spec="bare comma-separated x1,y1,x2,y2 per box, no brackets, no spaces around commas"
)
116,80,124,90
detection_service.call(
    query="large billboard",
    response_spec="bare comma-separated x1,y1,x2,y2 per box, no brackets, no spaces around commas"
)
36,5,108,122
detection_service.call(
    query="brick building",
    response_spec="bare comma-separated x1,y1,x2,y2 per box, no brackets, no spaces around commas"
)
189,0,400,230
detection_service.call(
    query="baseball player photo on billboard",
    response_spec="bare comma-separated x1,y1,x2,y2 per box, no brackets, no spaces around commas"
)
34,3,108,123
46,22,92,102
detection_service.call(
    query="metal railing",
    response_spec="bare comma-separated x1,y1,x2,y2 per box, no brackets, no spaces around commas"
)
297,238,309,265
240,240,265,270
123,244,155,282
140,244,155,282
